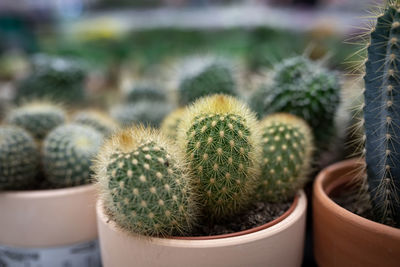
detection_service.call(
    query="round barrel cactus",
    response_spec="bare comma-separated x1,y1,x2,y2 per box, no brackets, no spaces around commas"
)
160,108,186,141
72,110,118,137
124,83,167,103
95,126,197,236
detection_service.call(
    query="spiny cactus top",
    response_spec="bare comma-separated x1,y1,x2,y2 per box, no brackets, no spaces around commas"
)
363,0,400,226
249,56,340,150
178,94,261,221
161,108,186,141
0,126,39,190
72,110,118,137
95,127,197,237
42,124,103,187
6,101,66,140
16,56,86,103
178,59,237,106
124,83,167,103
256,113,313,202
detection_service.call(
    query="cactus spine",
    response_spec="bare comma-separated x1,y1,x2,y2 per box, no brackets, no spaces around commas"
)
0,126,39,189
363,0,400,226
161,108,186,141
6,101,66,140
256,113,313,202
42,124,103,187
95,127,197,236
178,94,261,221
72,110,118,137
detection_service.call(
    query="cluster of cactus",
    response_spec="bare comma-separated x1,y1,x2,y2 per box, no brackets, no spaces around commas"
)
6,101,66,140
16,56,86,103
124,83,167,103
178,58,237,106
249,56,340,151
42,124,104,187
256,113,313,202
160,108,186,141
72,110,118,137
0,126,39,190
95,127,197,236
362,0,400,226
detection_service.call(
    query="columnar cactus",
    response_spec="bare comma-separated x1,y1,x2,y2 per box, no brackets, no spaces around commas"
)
6,101,66,140
0,126,39,189
178,94,261,221
42,124,103,187
178,58,237,106
256,113,313,202
249,56,340,150
95,127,197,236
363,0,400,226
124,83,167,103
72,110,118,137
161,108,186,141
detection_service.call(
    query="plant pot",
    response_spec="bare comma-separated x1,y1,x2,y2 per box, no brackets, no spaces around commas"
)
313,159,400,267
0,184,101,267
97,190,307,267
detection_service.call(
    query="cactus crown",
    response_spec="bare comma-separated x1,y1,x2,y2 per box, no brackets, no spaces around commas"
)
363,0,400,226
95,126,197,237
256,113,313,202
72,110,118,137
6,101,66,140
0,126,39,190
178,94,261,221
161,108,186,141
42,123,103,187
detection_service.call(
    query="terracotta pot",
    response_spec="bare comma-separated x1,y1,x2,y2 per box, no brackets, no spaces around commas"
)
313,159,400,267
0,184,101,266
97,190,307,267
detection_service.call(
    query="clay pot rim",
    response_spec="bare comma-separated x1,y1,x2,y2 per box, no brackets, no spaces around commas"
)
97,190,306,244
0,183,95,199
314,158,400,237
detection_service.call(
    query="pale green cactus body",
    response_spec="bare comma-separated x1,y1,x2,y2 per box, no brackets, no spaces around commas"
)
256,113,313,202
72,110,118,137
160,108,186,141
42,124,103,187
0,126,39,189
95,127,197,236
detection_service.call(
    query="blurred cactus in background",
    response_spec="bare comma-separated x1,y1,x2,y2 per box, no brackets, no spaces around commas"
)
72,109,119,137
161,108,186,141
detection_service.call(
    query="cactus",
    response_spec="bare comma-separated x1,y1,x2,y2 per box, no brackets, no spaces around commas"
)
249,56,341,151
124,83,167,103
110,101,172,128
160,108,186,141
362,0,400,226
178,58,237,106
42,124,103,187
6,101,66,140
178,94,261,221
72,110,118,137
0,126,39,190
256,113,313,202
16,56,86,103
95,127,197,236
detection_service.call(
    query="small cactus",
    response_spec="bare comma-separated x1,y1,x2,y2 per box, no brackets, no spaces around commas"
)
95,126,197,236
42,124,103,187
124,83,167,103
72,110,118,137
256,113,313,202
6,101,66,140
0,126,39,190
160,108,186,141
178,94,261,221
178,58,237,106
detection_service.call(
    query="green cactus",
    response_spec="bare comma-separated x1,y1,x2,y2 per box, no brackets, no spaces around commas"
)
178,58,237,106
6,101,66,140
0,126,39,190
124,83,167,103
110,101,172,128
42,124,103,187
16,56,86,103
249,56,341,151
178,94,261,221
72,110,118,137
95,127,197,236
256,113,313,202
160,108,186,141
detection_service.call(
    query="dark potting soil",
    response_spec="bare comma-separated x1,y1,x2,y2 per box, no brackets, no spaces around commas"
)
188,200,292,236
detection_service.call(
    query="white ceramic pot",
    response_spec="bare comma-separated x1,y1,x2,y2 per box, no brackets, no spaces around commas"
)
97,190,307,267
0,184,101,267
